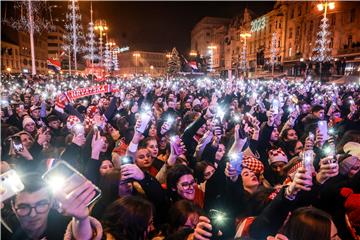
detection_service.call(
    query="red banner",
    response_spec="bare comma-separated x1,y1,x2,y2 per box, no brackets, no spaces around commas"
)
65,84,115,101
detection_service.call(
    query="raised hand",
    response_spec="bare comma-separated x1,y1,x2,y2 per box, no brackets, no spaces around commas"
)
285,167,313,200
316,156,339,184
54,181,95,220
225,162,239,182
120,164,145,181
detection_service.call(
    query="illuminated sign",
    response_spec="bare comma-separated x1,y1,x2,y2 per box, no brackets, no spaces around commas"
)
251,16,266,32
115,46,130,53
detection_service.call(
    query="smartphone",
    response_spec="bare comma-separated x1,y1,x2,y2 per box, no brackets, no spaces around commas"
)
170,136,181,156
318,120,329,141
137,111,152,133
0,170,25,201
120,155,134,166
209,209,227,237
308,132,315,141
42,161,101,206
229,152,243,175
12,136,24,152
303,150,314,171
272,99,279,114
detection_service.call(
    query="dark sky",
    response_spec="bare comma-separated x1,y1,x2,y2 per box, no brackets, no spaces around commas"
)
87,1,275,54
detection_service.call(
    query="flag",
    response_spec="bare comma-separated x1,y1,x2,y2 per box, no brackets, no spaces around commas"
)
189,61,198,70
47,59,61,72
182,55,198,71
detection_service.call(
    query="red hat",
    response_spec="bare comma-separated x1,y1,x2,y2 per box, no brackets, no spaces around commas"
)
268,148,288,165
66,115,81,130
341,188,360,227
86,105,99,118
242,156,264,175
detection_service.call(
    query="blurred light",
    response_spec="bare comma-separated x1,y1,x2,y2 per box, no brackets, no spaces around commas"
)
328,2,335,10
317,3,324,11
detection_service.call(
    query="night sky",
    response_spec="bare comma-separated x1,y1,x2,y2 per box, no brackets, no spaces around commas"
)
88,1,275,54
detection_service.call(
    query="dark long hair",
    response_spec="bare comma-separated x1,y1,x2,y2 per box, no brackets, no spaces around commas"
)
102,196,154,240
283,207,332,240
167,200,203,234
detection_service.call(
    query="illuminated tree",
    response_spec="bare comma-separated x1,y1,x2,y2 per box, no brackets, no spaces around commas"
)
167,47,181,76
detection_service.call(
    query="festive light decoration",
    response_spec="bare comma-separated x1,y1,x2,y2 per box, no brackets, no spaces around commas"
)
240,33,251,75
4,0,52,75
83,2,100,65
313,1,335,82
312,17,332,63
63,0,85,74
270,32,277,76
94,19,108,68
207,45,216,73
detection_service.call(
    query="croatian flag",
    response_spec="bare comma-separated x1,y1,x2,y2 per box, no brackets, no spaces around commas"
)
189,61,198,70
47,59,61,72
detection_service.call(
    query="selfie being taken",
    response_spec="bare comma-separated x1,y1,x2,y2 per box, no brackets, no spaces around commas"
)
1,1,360,240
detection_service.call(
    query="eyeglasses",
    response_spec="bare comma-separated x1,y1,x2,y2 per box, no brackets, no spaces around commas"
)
178,180,196,190
14,201,50,217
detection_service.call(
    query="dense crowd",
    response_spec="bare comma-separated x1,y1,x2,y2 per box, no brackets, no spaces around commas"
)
1,74,359,240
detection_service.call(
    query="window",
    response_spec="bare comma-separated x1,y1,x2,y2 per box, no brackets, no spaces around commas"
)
290,8,294,19
350,9,355,23
23,59,28,65
348,35,353,47
269,24,272,34
289,47,292,57
279,21,281,29
298,5,302,16
289,28,293,39
329,37,333,48
331,14,336,25
278,39,281,48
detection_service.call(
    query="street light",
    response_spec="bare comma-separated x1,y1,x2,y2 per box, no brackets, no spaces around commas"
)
94,19,108,67
240,32,251,78
133,53,140,74
316,1,335,82
6,67,11,73
190,51,197,57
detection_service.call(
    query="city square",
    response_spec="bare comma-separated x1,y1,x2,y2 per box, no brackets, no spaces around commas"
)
1,1,360,240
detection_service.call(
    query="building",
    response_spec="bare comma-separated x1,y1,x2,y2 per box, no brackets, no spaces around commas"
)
117,51,168,76
48,25,65,60
191,17,231,58
1,25,48,74
1,41,21,73
191,1,360,77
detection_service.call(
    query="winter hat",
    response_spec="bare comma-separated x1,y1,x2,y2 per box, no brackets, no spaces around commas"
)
66,115,81,130
343,142,360,159
47,115,60,123
268,148,288,165
340,188,360,228
87,105,99,118
242,156,264,175
30,105,41,112
22,116,35,128
339,156,360,176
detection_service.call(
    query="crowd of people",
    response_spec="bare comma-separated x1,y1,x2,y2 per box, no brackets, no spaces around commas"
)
1,74,359,240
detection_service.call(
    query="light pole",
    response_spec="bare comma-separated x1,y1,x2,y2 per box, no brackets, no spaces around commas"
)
240,32,251,78
94,19,108,68
133,53,140,75
316,1,335,82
